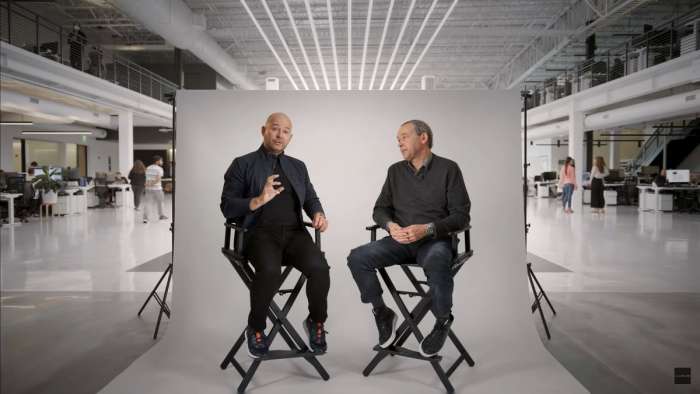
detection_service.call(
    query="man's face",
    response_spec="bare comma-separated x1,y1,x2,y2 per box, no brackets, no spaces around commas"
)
396,123,427,161
261,115,293,153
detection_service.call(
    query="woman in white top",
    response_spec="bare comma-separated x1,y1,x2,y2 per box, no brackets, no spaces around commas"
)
589,156,609,213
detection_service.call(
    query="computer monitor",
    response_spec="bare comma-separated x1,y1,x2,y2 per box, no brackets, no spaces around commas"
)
541,171,557,181
49,167,63,181
667,169,690,183
5,173,26,194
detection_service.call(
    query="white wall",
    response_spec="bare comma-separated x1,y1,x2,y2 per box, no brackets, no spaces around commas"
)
0,125,118,175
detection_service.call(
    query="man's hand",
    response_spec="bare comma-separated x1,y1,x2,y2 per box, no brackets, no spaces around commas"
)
387,222,410,244
312,212,328,232
249,174,283,211
403,224,429,243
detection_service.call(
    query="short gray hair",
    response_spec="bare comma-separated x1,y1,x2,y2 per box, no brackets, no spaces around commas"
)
401,119,433,148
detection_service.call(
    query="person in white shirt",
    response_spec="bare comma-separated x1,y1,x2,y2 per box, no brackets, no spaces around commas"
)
589,156,610,214
143,155,168,223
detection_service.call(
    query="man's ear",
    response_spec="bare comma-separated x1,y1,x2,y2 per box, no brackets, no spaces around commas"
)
261,126,266,136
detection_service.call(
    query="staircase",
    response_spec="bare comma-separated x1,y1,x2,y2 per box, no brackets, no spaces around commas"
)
633,119,700,170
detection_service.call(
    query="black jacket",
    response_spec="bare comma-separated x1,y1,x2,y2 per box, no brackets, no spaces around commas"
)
220,145,324,228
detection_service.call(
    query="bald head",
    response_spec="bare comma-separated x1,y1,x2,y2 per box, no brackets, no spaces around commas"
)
265,112,292,128
261,112,293,154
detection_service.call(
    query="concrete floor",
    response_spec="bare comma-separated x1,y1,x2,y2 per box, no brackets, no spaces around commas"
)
1,197,699,393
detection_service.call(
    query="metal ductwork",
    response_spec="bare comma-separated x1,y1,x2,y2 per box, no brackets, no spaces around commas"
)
523,89,700,139
524,120,569,139
111,0,258,90
585,89,700,130
1,90,117,129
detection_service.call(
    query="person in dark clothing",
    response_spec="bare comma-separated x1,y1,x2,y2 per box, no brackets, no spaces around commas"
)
68,23,87,70
653,169,667,187
220,112,329,358
128,160,147,210
347,119,471,358
589,156,609,214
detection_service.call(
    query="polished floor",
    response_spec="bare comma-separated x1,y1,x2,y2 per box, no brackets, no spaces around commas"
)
1,197,700,393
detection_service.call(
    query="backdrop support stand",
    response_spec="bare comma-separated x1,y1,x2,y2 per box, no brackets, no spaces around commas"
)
522,90,556,340
137,91,176,340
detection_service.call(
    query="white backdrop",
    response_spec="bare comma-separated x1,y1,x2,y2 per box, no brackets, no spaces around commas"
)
100,91,587,394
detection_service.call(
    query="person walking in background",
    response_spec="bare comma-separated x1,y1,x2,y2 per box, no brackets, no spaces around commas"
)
589,156,609,214
143,156,168,224
559,157,577,214
128,160,146,211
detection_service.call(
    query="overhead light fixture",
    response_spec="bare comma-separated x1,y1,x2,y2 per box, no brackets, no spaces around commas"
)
1,121,34,126
158,128,173,133
21,131,92,135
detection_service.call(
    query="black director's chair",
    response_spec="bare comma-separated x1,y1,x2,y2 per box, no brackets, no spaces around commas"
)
361,225,476,393
219,220,330,393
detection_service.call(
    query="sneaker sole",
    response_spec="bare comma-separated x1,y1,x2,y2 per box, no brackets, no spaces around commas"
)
302,319,327,353
378,313,398,349
246,347,262,359
418,342,438,358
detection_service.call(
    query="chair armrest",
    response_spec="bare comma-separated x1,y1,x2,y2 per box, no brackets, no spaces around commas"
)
303,221,322,249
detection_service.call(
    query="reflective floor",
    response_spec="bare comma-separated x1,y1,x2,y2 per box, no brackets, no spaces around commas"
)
1,197,699,393
1,201,172,292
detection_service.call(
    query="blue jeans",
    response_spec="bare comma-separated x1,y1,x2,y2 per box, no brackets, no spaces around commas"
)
562,183,574,209
347,236,454,318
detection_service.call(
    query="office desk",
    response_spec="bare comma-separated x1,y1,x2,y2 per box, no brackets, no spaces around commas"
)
0,193,23,226
108,184,133,207
637,185,700,212
583,182,625,206
535,181,557,198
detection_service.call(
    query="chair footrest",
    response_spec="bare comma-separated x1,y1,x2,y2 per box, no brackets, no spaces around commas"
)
396,291,422,297
372,345,442,362
259,349,325,360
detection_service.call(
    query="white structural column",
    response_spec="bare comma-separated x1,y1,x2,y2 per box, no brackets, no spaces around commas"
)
568,103,585,210
609,131,619,169
118,111,133,175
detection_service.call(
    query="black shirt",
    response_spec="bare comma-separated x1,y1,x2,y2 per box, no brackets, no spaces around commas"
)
373,153,470,239
256,156,301,226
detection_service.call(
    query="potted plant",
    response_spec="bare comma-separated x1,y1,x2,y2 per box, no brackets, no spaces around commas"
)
32,166,61,205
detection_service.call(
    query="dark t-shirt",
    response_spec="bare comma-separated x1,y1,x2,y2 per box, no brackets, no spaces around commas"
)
256,156,300,226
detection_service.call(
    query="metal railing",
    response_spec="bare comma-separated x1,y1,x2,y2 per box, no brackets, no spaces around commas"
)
0,1,177,103
524,5,700,110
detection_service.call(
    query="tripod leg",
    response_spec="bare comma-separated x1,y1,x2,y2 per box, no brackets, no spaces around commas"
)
530,265,556,315
137,264,170,316
528,264,551,340
153,264,173,340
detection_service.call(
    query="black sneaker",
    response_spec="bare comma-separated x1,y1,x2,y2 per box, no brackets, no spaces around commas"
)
245,327,269,358
303,318,328,353
420,314,454,357
373,306,397,348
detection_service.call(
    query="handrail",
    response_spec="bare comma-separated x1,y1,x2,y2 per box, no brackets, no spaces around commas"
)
524,5,700,110
0,1,177,103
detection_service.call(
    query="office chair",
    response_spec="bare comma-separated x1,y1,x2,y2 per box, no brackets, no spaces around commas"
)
360,225,476,394
219,220,330,393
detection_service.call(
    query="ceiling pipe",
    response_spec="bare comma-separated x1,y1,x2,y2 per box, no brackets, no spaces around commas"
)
111,0,258,90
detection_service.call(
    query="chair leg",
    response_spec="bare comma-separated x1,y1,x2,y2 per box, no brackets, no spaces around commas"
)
237,360,262,394
431,360,455,394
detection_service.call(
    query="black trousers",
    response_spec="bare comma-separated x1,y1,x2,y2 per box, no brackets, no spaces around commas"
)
132,186,144,208
244,225,330,330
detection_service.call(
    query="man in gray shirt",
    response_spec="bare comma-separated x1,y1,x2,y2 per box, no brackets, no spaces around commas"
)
347,120,470,357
